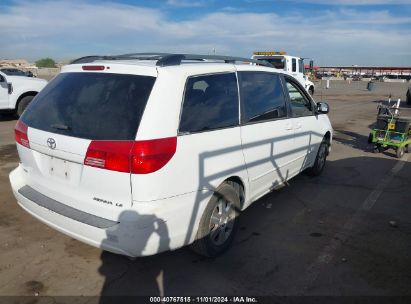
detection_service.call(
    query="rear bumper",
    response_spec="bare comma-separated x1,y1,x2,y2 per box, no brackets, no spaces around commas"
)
9,165,212,257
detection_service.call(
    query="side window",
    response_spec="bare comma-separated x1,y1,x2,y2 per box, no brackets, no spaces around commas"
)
292,58,297,73
285,78,313,117
298,59,304,74
239,72,287,123
179,73,239,134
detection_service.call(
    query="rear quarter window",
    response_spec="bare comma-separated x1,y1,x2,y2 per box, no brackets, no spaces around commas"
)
22,72,156,140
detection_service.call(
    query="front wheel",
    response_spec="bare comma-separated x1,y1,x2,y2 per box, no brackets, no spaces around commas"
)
307,139,328,176
190,182,241,257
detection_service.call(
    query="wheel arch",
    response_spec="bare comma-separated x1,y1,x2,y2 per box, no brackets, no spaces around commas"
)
309,85,314,95
223,176,246,210
324,131,331,154
324,131,331,142
15,91,38,110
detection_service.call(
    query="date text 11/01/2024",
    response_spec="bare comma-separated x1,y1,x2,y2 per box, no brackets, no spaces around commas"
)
149,297,258,303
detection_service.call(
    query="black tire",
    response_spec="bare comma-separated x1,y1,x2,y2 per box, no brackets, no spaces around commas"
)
190,182,241,257
17,95,34,117
368,133,373,144
396,146,405,159
373,144,385,153
372,145,380,153
309,87,314,96
307,139,328,176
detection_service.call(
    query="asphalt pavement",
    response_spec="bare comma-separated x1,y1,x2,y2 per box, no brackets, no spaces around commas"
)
0,81,410,300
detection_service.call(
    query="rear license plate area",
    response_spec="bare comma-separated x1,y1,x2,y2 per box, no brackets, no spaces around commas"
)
48,156,71,179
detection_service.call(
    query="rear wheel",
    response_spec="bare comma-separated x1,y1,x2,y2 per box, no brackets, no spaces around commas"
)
307,139,328,176
396,146,405,159
190,182,241,257
17,95,34,117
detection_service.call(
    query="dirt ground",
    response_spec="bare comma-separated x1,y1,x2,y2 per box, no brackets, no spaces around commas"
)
0,80,410,301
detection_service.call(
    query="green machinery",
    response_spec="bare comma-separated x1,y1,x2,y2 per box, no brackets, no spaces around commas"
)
368,100,411,158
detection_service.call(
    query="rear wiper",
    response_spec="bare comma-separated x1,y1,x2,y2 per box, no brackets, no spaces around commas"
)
51,123,71,131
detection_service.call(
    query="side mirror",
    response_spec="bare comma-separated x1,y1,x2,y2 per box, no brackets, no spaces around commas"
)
8,83,13,94
0,75,5,83
316,102,329,114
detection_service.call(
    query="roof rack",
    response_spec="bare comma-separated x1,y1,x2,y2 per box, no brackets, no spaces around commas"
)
70,53,274,68
70,54,170,64
70,56,117,64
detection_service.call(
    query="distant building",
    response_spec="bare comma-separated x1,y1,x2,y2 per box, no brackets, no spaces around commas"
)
307,65,411,77
0,59,30,67
0,59,38,76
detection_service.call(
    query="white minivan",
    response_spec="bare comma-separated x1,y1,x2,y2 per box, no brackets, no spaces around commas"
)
9,53,332,257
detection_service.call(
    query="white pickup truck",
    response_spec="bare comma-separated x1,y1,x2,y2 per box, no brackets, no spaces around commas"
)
0,71,47,116
252,51,315,95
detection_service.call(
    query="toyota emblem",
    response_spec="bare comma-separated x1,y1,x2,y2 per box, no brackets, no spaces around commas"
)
47,138,56,149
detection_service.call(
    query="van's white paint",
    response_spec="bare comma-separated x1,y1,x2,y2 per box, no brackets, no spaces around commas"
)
9,60,332,257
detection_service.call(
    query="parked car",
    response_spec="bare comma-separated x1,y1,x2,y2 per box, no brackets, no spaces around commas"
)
0,68,34,77
0,70,47,116
399,75,411,81
362,74,377,80
9,53,332,257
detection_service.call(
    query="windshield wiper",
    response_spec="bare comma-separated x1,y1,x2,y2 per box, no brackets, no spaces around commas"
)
51,123,71,131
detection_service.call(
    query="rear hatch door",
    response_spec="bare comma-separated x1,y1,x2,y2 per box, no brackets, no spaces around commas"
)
18,68,156,221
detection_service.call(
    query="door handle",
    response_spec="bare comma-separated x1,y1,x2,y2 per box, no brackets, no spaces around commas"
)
285,123,293,130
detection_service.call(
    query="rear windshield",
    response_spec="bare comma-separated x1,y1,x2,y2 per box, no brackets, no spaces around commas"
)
257,57,285,69
22,72,156,140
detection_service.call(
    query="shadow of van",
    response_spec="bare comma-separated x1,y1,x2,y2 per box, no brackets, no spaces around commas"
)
97,156,411,298
99,210,170,301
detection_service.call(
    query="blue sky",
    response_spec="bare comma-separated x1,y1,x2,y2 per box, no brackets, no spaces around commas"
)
0,0,410,66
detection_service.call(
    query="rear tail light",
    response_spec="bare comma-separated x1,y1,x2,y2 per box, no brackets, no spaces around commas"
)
84,141,134,173
84,137,177,174
15,120,30,148
131,137,177,174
